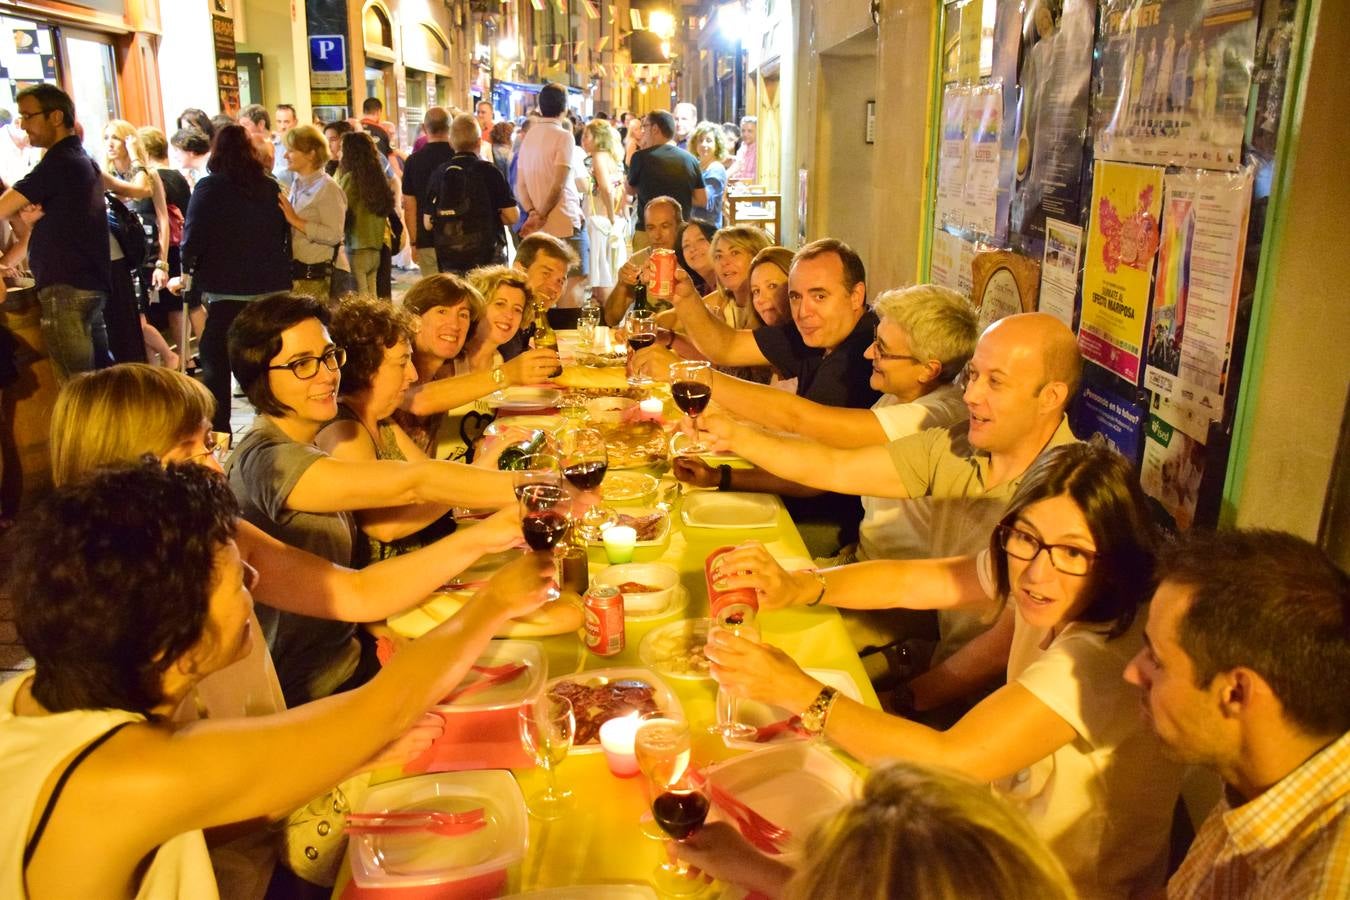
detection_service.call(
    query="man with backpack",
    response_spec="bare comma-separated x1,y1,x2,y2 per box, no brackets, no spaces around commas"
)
423,114,517,275
401,107,455,277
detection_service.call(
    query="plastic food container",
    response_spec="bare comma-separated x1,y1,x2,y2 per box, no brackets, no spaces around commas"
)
416,640,547,773
350,769,528,893
594,562,679,615
543,667,684,753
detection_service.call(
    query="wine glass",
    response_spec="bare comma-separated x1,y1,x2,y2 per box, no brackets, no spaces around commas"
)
709,605,761,741
638,718,708,897
634,717,696,850
563,428,615,542
626,309,657,385
669,360,713,454
512,451,561,501
518,695,575,820
519,483,570,601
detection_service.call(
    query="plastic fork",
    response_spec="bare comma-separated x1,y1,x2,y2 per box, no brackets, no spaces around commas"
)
346,808,487,837
751,716,808,743
690,770,792,854
442,662,528,703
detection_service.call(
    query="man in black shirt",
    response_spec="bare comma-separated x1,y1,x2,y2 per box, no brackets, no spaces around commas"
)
0,84,111,380
626,110,704,243
427,113,518,274
400,106,455,276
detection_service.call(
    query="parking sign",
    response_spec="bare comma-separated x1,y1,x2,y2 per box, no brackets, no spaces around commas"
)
309,34,347,89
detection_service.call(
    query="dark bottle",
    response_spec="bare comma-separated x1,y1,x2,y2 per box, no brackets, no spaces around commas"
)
496,429,548,470
531,302,563,377
632,279,650,314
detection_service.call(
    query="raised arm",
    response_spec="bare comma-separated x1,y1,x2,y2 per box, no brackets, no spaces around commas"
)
666,267,767,367
400,348,561,416
696,410,912,499
284,454,514,513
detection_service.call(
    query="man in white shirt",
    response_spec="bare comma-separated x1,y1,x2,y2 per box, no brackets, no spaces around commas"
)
272,103,298,188
514,84,585,275
475,100,494,162
727,116,758,184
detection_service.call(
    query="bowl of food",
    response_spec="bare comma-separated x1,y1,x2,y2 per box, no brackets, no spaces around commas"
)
638,618,712,681
585,396,636,424
595,562,679,615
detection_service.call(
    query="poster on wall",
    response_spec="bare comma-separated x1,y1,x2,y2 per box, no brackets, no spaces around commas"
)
972,249,1040,331
1143,166,1253,421
935,86,969,232
930,229,978,300
1093,0,1259,171
991,0,1024,246
963,83,1003,238
1079,160,1163,383
1039,218,1083,327
1141,402,1207,530
1010,0,1094,250
1074,384,1145,460
212,14,240,117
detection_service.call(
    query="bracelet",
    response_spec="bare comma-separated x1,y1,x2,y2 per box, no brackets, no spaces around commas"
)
798,685,840,735
154,260,169,272
806,570,827,607
717,464,732,492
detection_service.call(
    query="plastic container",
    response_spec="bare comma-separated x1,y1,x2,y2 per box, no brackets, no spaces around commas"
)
595,562,679,615
350,769,528,893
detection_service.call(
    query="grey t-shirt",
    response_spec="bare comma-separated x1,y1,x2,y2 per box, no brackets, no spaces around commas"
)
226,416,358,705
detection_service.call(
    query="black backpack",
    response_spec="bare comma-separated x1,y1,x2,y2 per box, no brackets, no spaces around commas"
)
105,192,147,269
424,154,502,271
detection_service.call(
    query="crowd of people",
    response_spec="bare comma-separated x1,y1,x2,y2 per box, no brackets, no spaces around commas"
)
0,81,1345,900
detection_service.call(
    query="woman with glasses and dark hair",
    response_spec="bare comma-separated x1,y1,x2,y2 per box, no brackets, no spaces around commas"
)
225,293,520,704
705,441,1185,899
181,123,292,433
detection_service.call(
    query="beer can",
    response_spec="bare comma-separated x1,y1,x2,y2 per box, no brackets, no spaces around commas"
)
651,248,676,299
584,584,625,656
705,545,760,619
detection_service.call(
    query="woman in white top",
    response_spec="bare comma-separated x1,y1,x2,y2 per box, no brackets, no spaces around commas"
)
581,119,627,302
279,124,347,300
0,461,551,899
707,441,1184,899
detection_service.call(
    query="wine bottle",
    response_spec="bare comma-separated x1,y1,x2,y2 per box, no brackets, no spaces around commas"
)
632,279,650,314
531,301,563,377
496,429,548,470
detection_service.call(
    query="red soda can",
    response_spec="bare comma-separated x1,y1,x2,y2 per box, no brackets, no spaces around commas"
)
705,545,760,619
651,248,676,299
584,584,626,656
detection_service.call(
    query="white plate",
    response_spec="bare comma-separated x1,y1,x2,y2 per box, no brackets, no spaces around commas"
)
350,769,528,889
723,669,863,749
681,493,779,529
433,640,546,712
703,743,862,865
544,667,684,753
600,471,658,503
487,387,563,410
638,618,712,681
584,507,670,549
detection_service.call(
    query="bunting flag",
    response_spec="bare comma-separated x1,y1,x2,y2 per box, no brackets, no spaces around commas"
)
529,0,544,9
596,35,609,52
582,0,599,19
595,63,606,78
629,9,643,30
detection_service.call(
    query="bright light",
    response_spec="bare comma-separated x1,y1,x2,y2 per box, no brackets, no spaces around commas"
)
660,40,671,58
497,37,518,59
638,81,648,94
648,10,675,39
718,2,745,36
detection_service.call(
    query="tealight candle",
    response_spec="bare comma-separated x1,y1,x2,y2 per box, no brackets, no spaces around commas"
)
602,525,637,564
638,398,664,418
598,715,641,777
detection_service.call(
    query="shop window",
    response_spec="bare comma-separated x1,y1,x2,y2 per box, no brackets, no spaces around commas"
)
363,4,394,52
413,25,451,69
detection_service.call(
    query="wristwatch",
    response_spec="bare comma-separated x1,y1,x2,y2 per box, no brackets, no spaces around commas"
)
154,260,169,272
490,366,505,386
798,685,840,735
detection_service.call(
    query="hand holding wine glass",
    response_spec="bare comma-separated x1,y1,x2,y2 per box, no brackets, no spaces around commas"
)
635,717,708,895
709,606,762,741
519,483,570,601
512,451,561,500
626,309,658,385
518,695,575,820
670,360,713,455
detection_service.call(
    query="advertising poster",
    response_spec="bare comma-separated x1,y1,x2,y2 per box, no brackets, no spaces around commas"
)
930,229,978,300
1093,0,1258,171
1074,384,1144,461
1144,167,1253,421
1079,160,1163,383
1141,404,1206,530
964,84,1003,237
1010,0,1094,249
992,0,1024,246
212,14,239,117
1039,218,1083,327
936,86,970,232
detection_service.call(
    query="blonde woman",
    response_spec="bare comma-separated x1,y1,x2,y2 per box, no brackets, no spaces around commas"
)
582,118,628,301
678,762,1074,899
280,123,347,299
102,118,178,368
709,225,772,331
690,120,730,227
464,264,531,373
748,245,794,327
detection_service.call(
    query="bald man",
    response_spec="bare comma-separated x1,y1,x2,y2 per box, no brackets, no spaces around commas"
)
695,313,1081,710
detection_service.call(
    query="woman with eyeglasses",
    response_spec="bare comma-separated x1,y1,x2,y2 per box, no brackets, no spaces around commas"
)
705,441,1185,899
225,293,519,705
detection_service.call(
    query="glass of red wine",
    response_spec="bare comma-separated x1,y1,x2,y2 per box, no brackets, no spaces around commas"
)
626,309,658,386
513,452,561,500
648,770,710,895
669,360,713,454
564,428,616,542
519,483,570,601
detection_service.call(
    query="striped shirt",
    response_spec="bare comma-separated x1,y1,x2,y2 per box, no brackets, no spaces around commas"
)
1169,729,1350,899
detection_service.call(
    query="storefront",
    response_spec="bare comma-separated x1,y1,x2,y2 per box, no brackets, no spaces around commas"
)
0,0,163,171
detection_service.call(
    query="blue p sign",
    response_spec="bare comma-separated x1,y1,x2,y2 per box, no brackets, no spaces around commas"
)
309,35,346,74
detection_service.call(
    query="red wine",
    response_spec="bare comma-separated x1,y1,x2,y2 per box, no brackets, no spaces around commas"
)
671,381,712,417
628,333,657,352
653,791,709,840
522,510,568,550
563,460,608,491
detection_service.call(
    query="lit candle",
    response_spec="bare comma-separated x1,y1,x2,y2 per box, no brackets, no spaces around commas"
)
639,397,664,419
602,525,637,564
598,714,641,777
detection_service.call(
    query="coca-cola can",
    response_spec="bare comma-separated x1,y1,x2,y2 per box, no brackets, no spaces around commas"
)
584,584,625,656
705,545,760,619
651,248,676,299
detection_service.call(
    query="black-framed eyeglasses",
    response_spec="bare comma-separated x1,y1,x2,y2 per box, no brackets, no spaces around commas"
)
871,329,921,363
17,109,51,122
267,346,346,379
997,524,1097,576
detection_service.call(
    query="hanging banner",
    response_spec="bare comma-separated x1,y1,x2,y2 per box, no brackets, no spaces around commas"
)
1078,160,1162,383
963,83,1003,238
1143,166,1253,422
1141,402,1207,530
1093,0,1258,171
1039,218,1083,327
935,85,970,232
1010,0,1093,249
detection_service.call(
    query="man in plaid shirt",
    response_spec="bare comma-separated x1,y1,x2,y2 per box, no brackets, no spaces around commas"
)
1125,529,1349,899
